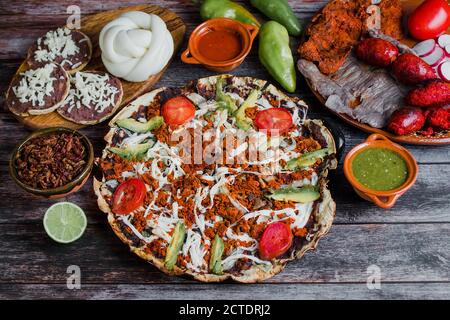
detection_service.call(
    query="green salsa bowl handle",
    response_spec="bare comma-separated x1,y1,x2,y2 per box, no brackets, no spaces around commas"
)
367,193,402,209
366,133,390,143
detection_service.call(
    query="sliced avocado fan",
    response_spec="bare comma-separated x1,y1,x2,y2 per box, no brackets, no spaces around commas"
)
165,221,186,271
209,234,225,275
285,148,331,171
216,77,238,113
116,116,164,133
108,142,154,161
267,185,320,203
234,89,260,131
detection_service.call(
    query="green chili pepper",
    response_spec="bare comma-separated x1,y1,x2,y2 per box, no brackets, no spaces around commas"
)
250,0,302,36
198,0,260,27
259,21,296,93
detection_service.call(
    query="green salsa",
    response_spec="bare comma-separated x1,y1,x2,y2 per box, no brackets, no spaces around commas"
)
352,148,408,191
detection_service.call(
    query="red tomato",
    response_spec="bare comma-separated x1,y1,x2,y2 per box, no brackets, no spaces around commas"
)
161,96,196,125
408,0,450,40
112,178,146,215
259,222,293,260
254,108,293,134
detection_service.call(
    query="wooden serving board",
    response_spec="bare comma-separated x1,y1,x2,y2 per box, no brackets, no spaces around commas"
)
304,0,450,145
11,4,186,130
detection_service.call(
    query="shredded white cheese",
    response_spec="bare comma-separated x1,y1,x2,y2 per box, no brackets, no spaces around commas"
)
34,27,80,65
12,63,57,107
65,72,119,113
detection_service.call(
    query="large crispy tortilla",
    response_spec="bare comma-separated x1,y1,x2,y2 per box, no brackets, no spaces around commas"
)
94,75,338,283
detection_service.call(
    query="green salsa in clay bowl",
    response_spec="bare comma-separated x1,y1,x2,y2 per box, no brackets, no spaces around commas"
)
344,134,418,209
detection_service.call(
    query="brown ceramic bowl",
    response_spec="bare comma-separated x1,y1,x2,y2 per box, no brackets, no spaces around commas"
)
344,134,418,209
9,127,94,199
181,18,259,72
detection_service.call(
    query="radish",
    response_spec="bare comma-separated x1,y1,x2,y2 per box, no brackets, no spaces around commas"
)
445,44,450,57
438,61,450,82
437,34,450,48
413,39,436,57
423,45,445,66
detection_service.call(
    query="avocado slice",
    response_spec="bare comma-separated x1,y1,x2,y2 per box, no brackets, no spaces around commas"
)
234,89,260,131
209,234,225,275
285,148,331,171
165,221,186,271
116,116,164,133
108,142,154,160
267,185,320,203
216,77,237,113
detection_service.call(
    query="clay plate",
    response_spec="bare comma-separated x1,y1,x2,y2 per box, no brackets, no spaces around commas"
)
304,0,450,145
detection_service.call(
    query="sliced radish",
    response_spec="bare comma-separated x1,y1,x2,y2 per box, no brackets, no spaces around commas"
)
413,39,436,57
445,44,450,57
423,46,445,67
438,61,450,82
437,34,450,48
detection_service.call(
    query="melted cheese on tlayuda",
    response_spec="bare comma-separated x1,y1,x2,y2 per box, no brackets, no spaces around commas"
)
102,86,326,274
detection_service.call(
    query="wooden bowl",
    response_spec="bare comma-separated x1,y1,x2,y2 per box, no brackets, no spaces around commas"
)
343,134,418,209
181,18,259,72
9,127,94,199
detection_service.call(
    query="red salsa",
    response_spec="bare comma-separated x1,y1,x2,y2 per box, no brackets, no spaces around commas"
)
197,28,243,62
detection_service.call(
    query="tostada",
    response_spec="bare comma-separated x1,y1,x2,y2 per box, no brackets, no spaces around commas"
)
94,75,338,282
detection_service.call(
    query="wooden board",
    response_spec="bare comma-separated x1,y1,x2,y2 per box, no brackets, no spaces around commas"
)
304,0,450,145
10,4,186,130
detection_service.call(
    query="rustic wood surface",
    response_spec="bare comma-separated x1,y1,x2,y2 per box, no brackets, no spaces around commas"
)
0,0,449,300
12,4,186,130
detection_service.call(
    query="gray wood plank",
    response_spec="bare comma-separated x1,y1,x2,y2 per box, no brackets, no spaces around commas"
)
0,0,327,15
1,223,449,284
1,283,449,300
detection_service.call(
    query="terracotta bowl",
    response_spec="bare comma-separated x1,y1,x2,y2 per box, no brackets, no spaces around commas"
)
9,127,94,199
343,134,418,209
181,18,258,72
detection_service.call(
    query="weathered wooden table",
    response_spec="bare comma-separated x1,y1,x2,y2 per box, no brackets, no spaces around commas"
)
1,0,449,300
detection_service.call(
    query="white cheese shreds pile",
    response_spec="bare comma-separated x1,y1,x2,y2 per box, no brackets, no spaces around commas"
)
183,229,208,272
12,64,57,107
65,72,119,113
34,28,80,64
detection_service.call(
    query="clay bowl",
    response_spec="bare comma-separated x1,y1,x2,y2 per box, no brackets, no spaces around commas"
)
9,127,94,199
181,18,258,72
344,134,418,209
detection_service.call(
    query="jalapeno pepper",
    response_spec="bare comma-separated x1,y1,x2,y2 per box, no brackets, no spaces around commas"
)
198,0,260,27
259,21,296,93
250,0,302,36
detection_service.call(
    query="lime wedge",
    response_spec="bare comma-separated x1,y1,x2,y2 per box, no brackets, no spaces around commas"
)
43,202,87,244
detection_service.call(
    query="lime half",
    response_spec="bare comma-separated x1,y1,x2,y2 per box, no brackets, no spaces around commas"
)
43,202,87,244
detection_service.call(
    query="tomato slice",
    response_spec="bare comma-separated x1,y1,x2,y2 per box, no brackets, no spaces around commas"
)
254,108,293,134
112,178,146,215
161,96,196,125
259,222,293,260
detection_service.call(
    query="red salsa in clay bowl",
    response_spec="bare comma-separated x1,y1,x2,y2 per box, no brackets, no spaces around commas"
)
181,18,258,72
344,134,418,209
